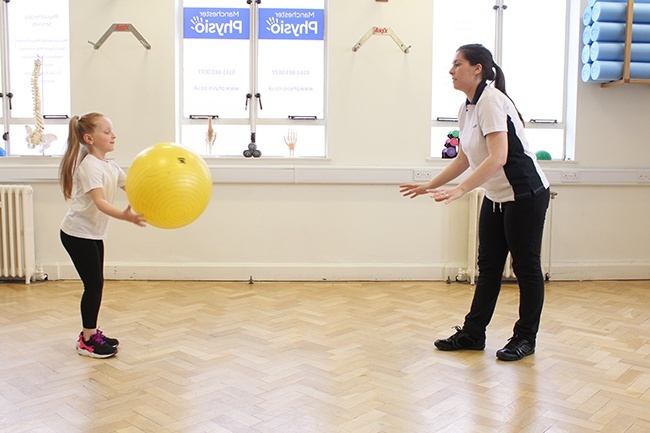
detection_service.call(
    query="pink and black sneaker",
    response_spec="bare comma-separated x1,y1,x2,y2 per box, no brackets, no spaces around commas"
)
76,332,117,358
95,329,119,348
76,329,119,349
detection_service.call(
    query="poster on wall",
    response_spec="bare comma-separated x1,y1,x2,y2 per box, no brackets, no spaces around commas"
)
183,1,251,118
183,0,324,120
7,0,70,117
257,1,325,119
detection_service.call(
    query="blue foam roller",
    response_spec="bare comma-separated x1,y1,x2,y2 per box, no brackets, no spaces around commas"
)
591,60,650,81
589,0,650,6
582,45,592,64
583,25,593,45
584,6,593,26
582,63,593,82
592,2,650,24
590,22,650,42
590,41,650,61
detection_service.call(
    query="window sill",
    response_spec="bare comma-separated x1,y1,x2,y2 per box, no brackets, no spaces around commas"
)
0,158,648,186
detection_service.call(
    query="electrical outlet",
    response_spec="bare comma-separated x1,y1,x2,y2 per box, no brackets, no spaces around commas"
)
413,170,433,181
561,171,580,182
637,173,650,183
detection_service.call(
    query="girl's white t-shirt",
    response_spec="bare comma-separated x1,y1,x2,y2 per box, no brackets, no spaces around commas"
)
60,155,126,240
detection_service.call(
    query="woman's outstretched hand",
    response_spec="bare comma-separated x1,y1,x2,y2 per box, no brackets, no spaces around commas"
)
427,187,463,204
399,183,429,199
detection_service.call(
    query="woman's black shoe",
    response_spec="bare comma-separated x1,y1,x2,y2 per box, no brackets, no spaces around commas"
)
496,335,535,361
434,326,485,351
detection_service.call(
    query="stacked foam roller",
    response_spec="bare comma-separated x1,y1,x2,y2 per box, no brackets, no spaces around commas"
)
582,0,650,82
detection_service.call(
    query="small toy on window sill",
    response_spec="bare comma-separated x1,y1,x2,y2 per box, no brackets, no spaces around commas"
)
442,130,459,158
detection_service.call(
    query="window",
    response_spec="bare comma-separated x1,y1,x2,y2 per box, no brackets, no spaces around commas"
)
0,0,70,156
432,0,571,161
180,0,326,158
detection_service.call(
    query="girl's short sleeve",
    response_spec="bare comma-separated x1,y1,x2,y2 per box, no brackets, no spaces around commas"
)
77,157,104,193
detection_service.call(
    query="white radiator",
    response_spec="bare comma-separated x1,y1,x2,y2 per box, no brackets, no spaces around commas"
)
0,185,35,284
467,188,555,285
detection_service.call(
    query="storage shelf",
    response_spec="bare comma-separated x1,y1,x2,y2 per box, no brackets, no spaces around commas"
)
601,78,650,87
600,0,650,87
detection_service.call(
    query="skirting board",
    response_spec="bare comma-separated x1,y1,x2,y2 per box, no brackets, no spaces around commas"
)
48,262,650,282
51,262,443,282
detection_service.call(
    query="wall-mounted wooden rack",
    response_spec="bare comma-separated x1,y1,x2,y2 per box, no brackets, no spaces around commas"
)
88,23,151,50
352,27,411,53
601,0,650,87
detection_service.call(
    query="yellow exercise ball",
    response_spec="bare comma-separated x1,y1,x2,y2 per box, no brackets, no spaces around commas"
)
126,142,212,229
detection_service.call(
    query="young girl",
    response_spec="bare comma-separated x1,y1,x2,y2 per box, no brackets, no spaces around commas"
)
59,113,146,358
400,44,550,361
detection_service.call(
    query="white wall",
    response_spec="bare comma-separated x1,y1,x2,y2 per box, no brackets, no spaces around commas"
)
2,0,650,282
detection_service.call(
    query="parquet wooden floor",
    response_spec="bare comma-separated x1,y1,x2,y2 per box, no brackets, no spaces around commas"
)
1,279,649,433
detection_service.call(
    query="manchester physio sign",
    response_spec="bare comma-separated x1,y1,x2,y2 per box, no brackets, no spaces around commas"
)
258,9,324,40
183,8,250,39
183,8,324,41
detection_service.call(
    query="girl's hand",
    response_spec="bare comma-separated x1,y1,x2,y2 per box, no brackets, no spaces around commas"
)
123,205,147,227
399,183,429,199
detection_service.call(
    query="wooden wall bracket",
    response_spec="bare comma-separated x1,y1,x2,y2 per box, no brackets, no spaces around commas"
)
352,26,411,53
88,23,151,50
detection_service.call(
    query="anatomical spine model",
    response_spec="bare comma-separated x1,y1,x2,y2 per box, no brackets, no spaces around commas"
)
25,57,57,153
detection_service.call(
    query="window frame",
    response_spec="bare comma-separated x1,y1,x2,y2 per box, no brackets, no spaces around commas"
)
177,0,328,159
430,0,574,161
0,0,71,157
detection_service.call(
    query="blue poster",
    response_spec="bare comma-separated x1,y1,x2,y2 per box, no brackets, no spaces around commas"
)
258,9,324,40
183,8,250,39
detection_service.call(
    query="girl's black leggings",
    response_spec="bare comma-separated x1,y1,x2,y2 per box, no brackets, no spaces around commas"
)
463,188,550,342
60,231,105,330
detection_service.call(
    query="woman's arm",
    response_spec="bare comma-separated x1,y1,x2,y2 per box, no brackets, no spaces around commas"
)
428,131,507,203
400,149,470,199
457,131,507,193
